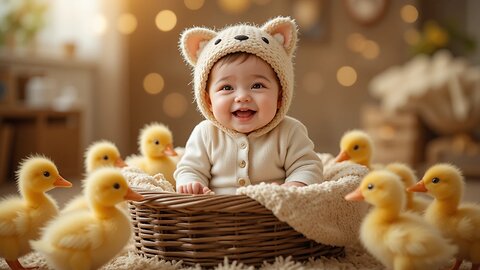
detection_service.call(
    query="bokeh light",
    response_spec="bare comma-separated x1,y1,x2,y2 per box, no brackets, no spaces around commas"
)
337,66,357,87
217,0,251,14
361,40,380,59
155,10,177,32
91,14,107,36
143,73,165,94
163,92,188,118
184,0,205,10
400,4,418,24
117,13,137,35
293,0,320,30
346,33,366,52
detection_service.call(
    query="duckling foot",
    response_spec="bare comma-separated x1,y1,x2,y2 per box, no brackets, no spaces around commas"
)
5,259,38,270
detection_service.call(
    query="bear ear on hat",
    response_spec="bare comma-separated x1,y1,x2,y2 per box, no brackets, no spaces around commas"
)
180,27,217,66
262,17,298,57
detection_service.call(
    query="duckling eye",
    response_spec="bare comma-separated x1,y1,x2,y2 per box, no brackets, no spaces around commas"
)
431,177,440,184
353,145,359,151
367,183,374,190
154,140,160,145
43,171,50,177
113,183,120,189
103,155,109,160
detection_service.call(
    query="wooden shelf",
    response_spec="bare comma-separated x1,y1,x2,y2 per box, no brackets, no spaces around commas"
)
0,105,82,183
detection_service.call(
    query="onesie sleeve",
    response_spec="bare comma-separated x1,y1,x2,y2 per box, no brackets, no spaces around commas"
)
174,121,211,189
283,120,323,185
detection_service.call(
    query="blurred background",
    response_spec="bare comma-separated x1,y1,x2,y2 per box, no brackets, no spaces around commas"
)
1,0,479,187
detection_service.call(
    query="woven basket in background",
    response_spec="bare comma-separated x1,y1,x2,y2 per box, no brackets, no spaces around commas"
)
128,189,345,267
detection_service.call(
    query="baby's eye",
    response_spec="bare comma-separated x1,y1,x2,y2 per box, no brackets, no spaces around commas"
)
252,83,264,89
220,85,233,91
103,155,109,160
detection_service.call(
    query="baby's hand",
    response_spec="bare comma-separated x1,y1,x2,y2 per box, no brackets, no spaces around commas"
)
280,181,306,187
177,182,212,194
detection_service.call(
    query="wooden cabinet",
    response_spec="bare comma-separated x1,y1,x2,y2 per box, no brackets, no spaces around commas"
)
0,50,95,183
0,106,82,183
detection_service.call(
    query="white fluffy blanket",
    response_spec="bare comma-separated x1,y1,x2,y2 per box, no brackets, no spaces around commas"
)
237,153,369,246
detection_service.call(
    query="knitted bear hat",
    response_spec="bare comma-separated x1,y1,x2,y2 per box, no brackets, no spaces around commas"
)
179,16,298,137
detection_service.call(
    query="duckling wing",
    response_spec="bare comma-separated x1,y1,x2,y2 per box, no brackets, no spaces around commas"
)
56,222,105,250
0,198,29,237
41,211,106,251
456,205,480,240
386,215,444,256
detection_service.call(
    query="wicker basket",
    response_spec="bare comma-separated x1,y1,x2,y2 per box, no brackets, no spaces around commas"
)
128,188,345,267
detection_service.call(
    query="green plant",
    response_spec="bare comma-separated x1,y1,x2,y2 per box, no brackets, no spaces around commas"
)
410,20,476,57
0,0,49,47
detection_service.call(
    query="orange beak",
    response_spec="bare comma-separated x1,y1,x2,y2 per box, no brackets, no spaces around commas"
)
344,187,364,201
54,176,72,188
407,181,427,192
115,158,128,168
163,144,178,156
124,187,144,201
335,151,350,162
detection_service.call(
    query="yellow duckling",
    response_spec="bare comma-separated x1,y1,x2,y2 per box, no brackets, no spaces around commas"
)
126,122,178,187
62,140,127,213
84,140,127,174
0,156,72,270
408,163,480,270
345,170,457,270
335,129,376,169
31,167,144,270
385,162,431,213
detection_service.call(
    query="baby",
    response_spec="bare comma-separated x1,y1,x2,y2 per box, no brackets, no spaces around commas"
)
175,17,323,194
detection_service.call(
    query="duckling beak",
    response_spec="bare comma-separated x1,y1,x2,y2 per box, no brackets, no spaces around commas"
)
335,151,350,162
163,144,178,156
406,181,427,192
54,177,72,188
344,188,364,201
124,188,144,201
115,158,128,168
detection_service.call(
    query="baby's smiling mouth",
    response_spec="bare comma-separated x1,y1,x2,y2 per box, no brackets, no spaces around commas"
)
232,109,256,118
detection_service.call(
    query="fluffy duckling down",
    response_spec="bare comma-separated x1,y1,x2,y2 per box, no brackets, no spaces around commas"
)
385,162,431,213
126,122,178,187
408,163,480,270
62,140,127,213
0,156,72,270
31,167,144,270
335,129,378,169
345,170,457,270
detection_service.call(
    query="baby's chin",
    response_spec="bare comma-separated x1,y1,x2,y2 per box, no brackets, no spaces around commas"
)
230,122,259,134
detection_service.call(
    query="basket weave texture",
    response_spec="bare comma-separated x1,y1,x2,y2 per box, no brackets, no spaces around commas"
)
129,189,345,267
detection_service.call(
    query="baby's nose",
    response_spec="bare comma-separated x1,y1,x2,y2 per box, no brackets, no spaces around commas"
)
235,90,251,102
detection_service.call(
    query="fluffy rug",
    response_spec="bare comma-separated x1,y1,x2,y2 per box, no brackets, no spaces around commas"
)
1,244,472,270
0,244,380,270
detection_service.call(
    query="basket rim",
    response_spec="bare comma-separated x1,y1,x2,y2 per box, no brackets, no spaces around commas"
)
131,187,268,213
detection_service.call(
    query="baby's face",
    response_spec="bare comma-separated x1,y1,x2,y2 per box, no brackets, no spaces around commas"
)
207,55,280,134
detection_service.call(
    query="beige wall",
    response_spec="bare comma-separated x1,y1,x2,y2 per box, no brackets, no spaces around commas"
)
126,0,413,156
